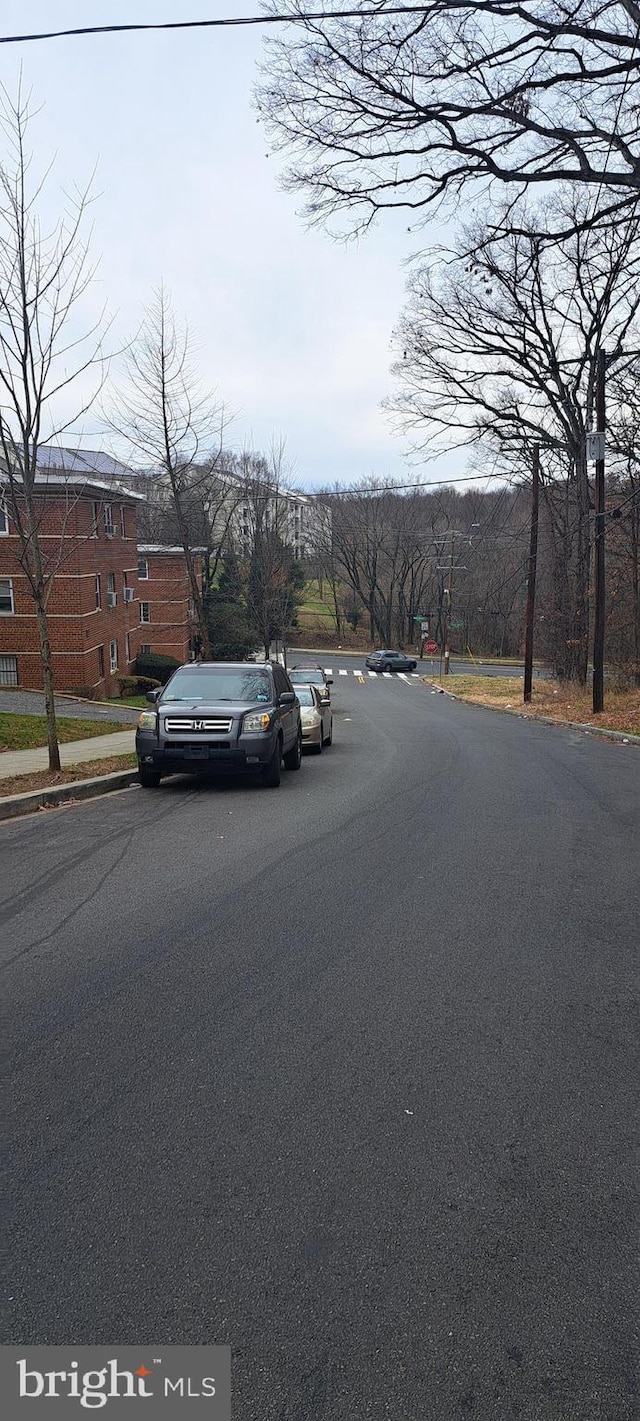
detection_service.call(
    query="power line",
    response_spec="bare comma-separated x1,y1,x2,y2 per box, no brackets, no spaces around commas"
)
0,8,429,46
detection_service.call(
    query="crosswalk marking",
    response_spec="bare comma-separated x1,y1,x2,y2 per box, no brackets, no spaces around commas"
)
301,664,426,685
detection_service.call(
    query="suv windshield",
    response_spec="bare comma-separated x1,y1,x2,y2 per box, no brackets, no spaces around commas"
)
163,668,273,702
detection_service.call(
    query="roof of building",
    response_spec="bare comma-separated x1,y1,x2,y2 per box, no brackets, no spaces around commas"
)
0,470,145,501
35,446,137,481
137,544,207,554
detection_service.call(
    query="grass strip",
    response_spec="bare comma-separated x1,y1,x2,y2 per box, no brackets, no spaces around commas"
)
0,712,125,752
429,675,640,736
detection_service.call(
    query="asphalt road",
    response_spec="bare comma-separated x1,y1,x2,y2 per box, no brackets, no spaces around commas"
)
2,672,638,1419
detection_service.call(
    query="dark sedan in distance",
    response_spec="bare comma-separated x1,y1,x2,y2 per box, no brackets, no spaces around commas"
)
365,650,418,672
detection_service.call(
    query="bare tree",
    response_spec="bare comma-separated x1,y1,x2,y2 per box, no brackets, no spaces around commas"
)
258,1,640,240
239,444,306,659
387,197,640,677
0,85,106,770
109,287,232,660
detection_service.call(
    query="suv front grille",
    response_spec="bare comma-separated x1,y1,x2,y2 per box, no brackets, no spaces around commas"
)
163,717,233,734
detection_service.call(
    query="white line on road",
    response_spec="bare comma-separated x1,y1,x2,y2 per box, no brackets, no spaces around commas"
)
339,669,348,676
323,668,332,675
382,672,392,678
398,673,414,684
368,670,377,677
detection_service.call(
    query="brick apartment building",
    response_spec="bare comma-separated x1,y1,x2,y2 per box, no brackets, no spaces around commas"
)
0,473,201,696
136,545,203,666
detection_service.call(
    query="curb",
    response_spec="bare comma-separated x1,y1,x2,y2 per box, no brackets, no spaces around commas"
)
0,768,140,823
422,680,640,746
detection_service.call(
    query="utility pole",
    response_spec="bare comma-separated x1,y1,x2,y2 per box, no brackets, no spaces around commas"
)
523,444,540,704
437,531,466,675
593,348,607,714
439,530,455,674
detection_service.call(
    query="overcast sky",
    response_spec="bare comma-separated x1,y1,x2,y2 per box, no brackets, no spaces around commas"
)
0,1,464,491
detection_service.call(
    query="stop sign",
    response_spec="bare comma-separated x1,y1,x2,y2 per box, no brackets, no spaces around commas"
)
423,639,438,654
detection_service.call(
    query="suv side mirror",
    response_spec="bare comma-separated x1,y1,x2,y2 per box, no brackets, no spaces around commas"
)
279,691,296,705
326,676,334,684
146,688,161,703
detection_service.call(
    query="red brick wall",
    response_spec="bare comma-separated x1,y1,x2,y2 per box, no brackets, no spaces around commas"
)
137,552,201,665
0,490,143,696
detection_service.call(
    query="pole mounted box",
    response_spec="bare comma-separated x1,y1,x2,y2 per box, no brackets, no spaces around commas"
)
587,432,605,462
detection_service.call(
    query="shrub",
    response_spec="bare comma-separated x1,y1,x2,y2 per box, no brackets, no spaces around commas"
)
117,675,162,698
134,652,181,685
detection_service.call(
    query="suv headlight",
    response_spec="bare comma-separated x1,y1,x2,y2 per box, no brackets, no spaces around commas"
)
242,710,273,733
137,711,157,730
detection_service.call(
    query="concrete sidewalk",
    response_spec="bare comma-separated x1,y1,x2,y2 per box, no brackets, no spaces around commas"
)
0,729,136,780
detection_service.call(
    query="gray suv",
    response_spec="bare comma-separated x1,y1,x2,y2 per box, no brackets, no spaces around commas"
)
136,661,302,789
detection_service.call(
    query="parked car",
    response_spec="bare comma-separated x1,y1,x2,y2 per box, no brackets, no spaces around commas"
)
288,668,332,703
294,683,333,753
365,650,418,672
135,661,302,788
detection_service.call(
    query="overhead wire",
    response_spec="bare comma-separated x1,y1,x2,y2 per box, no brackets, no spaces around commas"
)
0,8,431,46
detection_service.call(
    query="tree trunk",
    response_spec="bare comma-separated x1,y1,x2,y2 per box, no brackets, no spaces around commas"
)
35,595,61,772
574,447,590,685
22,482,61,772
330,575,343,639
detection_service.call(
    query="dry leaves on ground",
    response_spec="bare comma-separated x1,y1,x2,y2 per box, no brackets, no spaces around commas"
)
0,754,138,799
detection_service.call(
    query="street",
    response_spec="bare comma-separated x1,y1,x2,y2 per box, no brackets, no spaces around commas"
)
2,667,638,1419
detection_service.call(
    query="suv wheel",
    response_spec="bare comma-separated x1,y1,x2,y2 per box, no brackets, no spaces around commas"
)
262,740,282,787
139,765,161,788
283,730,302,771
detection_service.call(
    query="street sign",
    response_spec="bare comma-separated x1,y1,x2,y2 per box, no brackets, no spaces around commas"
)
423,639,438,654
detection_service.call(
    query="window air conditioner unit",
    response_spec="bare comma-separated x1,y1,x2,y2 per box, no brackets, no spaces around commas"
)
107,591,117,608
124,587,135,603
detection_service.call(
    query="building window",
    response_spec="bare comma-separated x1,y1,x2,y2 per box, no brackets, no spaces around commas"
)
103,503,115,537
120,505,127,538
140,601,150,624
0,577,14,614
0,654,18,686
95,574,101,609
125,633,131,663
138,556,148,580
140,643,151,654
107,571,117,608
109,639,118,673
0,499,8,535
97,645,105,679
91,501,99,536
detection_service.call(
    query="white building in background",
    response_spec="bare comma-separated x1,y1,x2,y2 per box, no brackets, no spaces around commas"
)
34,446,331,562
214,469,330,562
